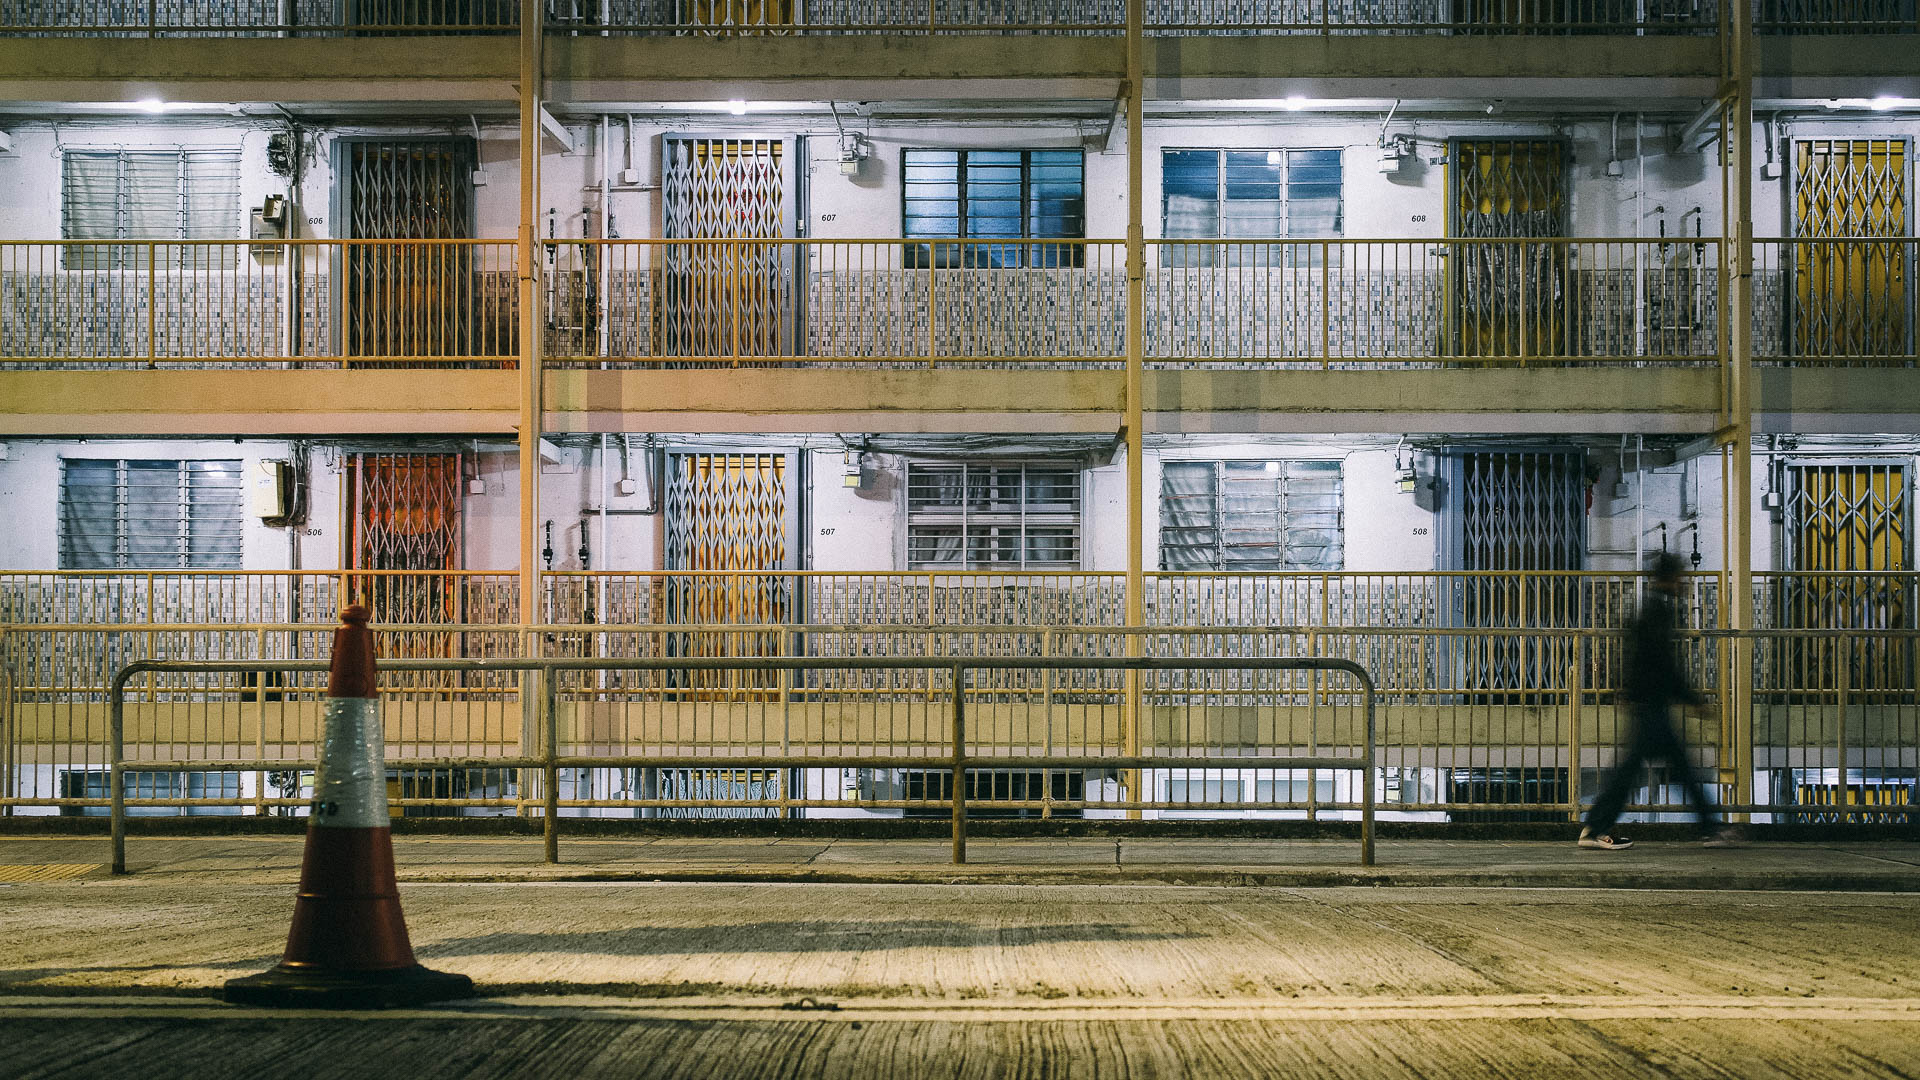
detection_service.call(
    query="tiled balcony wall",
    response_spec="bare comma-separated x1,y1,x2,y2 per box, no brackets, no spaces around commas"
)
4,570,1906,707
4,239,1909,368
0,241,518,368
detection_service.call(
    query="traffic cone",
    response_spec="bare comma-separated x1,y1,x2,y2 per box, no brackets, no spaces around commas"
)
224,605,474,1008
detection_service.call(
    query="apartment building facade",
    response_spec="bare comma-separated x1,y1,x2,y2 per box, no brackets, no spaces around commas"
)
0,2,1913,823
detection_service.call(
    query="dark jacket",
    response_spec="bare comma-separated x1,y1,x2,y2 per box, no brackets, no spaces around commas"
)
1620,591,1705,709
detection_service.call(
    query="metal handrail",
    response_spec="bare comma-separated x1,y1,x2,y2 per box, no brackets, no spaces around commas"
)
107,654,1377,874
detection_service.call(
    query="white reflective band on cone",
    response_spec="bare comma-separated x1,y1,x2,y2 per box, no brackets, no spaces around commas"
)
309,697,389,829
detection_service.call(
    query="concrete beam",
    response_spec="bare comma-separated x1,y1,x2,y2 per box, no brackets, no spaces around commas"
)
0,370,520,436
1752,367,1920,434
545,36,1122,102
2,367,1906,438
1146,369,1724,435
540,369,1127,434
0,34,1752,106
539,104,573,151
0,39,517,104
1140,36,1718,99
1754,37,1920,99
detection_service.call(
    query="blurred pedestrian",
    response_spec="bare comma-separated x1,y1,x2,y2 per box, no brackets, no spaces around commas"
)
1579,552,1740,850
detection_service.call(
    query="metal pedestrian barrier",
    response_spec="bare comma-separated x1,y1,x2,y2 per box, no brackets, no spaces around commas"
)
105,654,1378,873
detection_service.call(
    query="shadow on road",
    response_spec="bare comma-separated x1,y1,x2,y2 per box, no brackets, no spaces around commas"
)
422,919,1201,959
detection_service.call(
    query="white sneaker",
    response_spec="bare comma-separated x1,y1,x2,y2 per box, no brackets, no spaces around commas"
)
1577,828,1633,850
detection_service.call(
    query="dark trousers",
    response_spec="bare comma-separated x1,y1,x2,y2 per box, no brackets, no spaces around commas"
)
1584,703,1721,836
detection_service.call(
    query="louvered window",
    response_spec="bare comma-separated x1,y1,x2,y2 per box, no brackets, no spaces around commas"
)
905,462,1082,570
903,149,1085,267
60,148,243,269
1159,460,1343,571
1161,148,1343,267
59,459,244,569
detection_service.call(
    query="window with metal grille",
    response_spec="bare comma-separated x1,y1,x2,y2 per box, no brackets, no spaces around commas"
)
59,770,243,818
905,461,1082,570
60,148,242,270
1158,459,1343,571
58,459,244,569
1161,148,1343,267
902,149,1085,267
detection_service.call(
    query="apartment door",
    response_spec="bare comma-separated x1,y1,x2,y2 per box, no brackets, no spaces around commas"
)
1448,0,1641,32
1440,448,1587,694
346,452,465,659
1447,139,1569,361
659,136,798,362
1790,138,1912,362
336,0,515,32
679,0,793,31
662,450,801,690
334,138,480,365
1779,459,1913,698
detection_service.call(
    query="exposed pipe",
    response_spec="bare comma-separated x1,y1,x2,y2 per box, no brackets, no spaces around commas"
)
599,432,611,583
599,115,613,366
1634,434,1646,592
1633,113,1646,357
1678,97,1723,150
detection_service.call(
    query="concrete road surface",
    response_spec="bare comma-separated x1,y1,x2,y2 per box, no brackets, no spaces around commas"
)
3,874,1917,1078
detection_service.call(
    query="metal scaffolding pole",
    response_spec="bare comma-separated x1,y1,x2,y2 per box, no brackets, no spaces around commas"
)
1722,0,1757,818
518,0,546,801
1123,0,1146,817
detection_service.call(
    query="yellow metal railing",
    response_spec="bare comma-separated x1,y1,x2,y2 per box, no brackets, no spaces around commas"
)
1753,238,1918,366
540,238,1125,368
0,239,518,369
1144,237,1725,367
0,0,1736,36
0,0,518,35
35,236,1916,369
4,569,1913,820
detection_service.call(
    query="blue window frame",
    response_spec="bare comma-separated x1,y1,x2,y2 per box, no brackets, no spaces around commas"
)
1162,148,1344,267
902,148,1085,267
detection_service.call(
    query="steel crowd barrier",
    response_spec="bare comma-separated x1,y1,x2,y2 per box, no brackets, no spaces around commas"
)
108,654,1379,873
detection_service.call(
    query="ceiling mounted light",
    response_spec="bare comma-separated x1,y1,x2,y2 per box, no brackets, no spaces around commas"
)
1283,96,1308,111
136,97,167,114
727,99,748,116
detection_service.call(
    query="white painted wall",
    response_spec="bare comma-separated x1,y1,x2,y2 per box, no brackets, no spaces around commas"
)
5,113,1910,244
806,447,901,571
0,118,526,242
0,438,317,569
2,436,1913,573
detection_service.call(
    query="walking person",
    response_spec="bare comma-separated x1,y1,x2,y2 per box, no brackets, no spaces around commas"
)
1579,553,1741,850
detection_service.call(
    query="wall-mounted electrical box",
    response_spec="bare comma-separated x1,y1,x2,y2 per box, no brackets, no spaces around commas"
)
252,460,293,521
250,195,290,255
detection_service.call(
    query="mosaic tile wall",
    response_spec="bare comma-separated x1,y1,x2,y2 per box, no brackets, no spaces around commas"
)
1147,266,1443,364
797,266,1729,368
807,268,1126,365
0,271,333,367
1,264,1852,368
1,268,520,367
1,0,516,32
